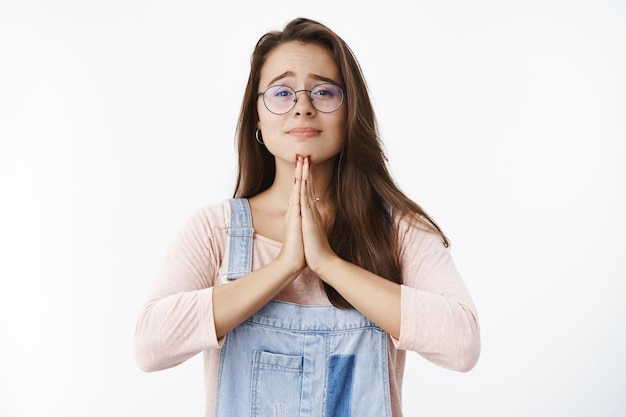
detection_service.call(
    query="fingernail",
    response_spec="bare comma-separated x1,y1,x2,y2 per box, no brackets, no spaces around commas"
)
295,155,299,165
306,156,311,164
294,177,297,185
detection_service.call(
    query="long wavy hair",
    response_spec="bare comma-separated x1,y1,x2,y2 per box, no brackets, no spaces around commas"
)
234,17,448,308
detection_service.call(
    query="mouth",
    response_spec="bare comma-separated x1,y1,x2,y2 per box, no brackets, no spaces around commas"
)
288,127,321,138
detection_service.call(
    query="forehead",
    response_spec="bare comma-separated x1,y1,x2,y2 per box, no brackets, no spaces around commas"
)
259,41,342,87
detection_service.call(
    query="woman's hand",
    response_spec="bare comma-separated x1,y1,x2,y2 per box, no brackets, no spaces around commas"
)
299,155,338,275
274,155,307,275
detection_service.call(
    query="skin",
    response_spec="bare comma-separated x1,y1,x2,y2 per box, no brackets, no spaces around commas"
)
212,41,401,340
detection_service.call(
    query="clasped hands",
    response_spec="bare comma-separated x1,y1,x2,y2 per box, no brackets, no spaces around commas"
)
278,154,337,278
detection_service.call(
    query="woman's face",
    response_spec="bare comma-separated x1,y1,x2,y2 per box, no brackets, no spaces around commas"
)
257,41,347,167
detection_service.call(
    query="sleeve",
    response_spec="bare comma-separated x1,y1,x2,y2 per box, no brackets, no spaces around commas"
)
133,206,225,372
392,218,481,372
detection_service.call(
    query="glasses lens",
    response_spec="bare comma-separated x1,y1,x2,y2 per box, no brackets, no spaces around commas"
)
263,85,295,114
310,84,344,113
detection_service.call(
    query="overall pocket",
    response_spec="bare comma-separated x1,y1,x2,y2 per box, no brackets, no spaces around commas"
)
251,351,303,417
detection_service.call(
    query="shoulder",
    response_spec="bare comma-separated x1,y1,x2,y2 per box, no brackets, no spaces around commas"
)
192,199,232,224
393,213,459,283
178,199,233,242
394,212,449,256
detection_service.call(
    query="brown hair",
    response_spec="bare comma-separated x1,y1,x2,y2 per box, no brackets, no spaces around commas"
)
234,17,448,308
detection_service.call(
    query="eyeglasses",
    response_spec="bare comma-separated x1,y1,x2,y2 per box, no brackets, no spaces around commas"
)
258,83,344,115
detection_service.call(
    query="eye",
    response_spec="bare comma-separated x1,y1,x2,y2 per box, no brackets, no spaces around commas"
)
268,85,295,98
311,84,341,99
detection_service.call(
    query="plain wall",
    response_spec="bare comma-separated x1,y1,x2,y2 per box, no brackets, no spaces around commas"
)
1,0,625,416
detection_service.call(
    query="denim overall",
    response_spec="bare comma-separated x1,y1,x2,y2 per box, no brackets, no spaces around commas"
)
214,198,392,417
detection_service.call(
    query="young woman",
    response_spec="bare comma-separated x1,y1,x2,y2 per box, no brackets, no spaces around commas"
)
134,17,480,417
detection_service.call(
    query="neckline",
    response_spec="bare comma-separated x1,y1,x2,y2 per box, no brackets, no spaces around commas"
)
253,232,282,247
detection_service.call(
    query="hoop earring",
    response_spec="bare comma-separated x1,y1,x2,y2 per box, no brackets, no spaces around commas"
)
255,129,264,145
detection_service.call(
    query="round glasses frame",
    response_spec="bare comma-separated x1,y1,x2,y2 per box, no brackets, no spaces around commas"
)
258,83,345,115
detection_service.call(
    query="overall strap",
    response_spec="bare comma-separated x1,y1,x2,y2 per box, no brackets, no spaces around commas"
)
223,198,254,281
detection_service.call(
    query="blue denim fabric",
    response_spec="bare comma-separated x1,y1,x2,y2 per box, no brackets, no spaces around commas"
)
223,198,255,280
214,199,392,417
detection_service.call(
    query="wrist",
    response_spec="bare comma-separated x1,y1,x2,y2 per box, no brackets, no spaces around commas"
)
310,253,341,283
274,252,305,278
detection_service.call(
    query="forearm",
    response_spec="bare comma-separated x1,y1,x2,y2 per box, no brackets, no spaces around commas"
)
212,259,300,339
316,256,401,339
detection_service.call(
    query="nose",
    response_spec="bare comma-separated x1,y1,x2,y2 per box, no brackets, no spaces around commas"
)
292,89,315,116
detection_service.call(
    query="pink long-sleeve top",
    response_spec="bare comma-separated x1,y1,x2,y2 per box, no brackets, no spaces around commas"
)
134,200,480,416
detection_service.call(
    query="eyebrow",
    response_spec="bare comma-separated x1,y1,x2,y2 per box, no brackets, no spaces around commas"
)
266,71,339,87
